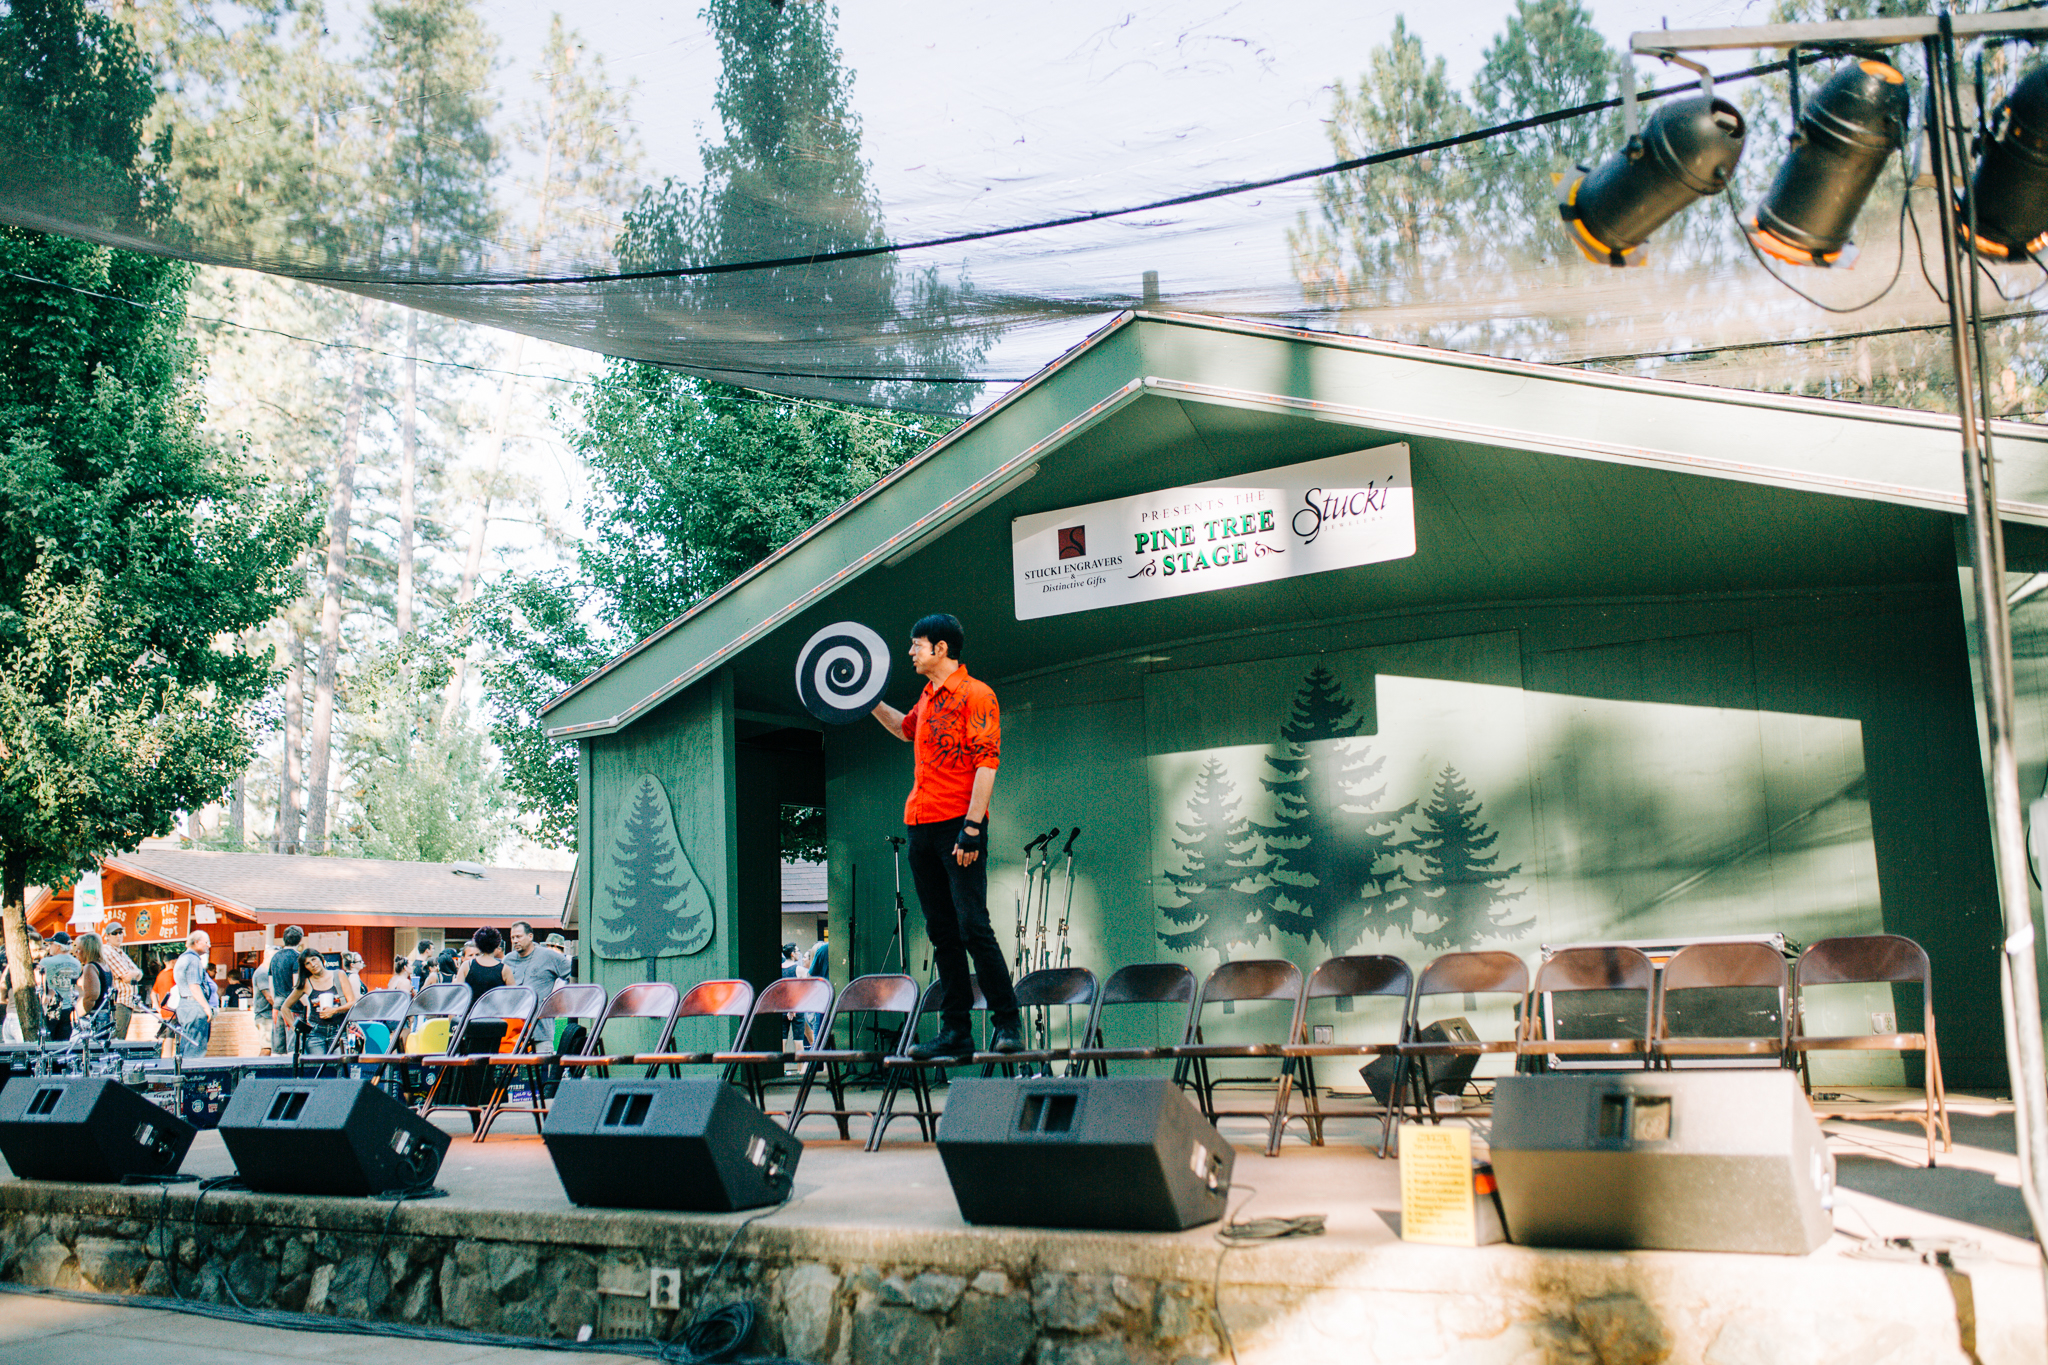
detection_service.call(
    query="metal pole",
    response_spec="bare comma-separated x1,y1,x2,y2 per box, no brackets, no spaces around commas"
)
1925,29,2048,1309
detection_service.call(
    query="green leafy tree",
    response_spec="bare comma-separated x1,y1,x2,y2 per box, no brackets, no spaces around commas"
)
0,0,312,1031
1470,0,1617,261
1253,666,1413,953
1158,758,1267,957
1411,766,1530,948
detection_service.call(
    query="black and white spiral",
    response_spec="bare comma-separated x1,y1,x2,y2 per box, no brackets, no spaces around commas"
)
795,621,892,724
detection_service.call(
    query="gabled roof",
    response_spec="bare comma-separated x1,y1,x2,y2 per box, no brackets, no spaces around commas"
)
103,849,572,929
540,310,2048,740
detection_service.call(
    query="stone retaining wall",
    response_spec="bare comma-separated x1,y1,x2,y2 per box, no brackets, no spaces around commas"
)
0,1182,2020,1365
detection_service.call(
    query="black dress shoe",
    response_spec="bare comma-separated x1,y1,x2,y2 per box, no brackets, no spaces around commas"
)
908,1030,974,1062
990,1023,1025,1054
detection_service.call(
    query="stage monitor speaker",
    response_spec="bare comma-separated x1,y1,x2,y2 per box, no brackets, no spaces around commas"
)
0,1076,195,1182
543,1078,800,1212
1489,1070,1834,1254
1360,1017,1479,1106
936,1078,1233,1231
219,1077,451,1196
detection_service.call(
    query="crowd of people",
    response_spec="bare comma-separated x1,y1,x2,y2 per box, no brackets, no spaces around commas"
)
5,920,577,1060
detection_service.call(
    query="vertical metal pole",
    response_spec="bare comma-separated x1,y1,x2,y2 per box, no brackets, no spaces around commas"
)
1926,31,2048,1313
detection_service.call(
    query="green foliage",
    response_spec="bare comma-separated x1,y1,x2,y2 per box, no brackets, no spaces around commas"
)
0,0,167,228
1252,666,1413,953
1157,757,1267,957
474,573,613,851
1411,766,1528,948
366,0,498,267
1470,1,1617,256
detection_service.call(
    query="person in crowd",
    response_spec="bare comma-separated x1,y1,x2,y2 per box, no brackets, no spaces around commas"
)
435,949,459,985
171,930,214,1058
264,926,303,1055
781,943,804,1044
410,939,435,991
804,927,831,1045
341,951,366,998
74,933,114,1040
545,934,576,981
454,927,507,1000
99,922,141,1041
504,920,571,997
281,949,357,1053
39,932,80,1042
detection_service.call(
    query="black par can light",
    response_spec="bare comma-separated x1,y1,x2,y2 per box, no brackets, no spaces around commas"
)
1560,96,1747,267
1747,58,1909,267
1966,65,2048,262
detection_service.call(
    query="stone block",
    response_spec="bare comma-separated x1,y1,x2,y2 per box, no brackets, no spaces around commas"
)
304,1262,336,1315
1037,1341,1139,1365
883,1271,965,1314
327,1253,391,1319
597,1254,646,1297
1573,1295,1670,1365
16,1234,71,1288
1152,1284,1211,1350
73,1236,147,1293
548,1280,599,1338
139,1260,172,1299
396,1269,437,1325
937,1292,1033,1365
280,1237,311,1281
224,1249,278,1306
488,1243,538,1300
1034,1272,1123,1332
970,1270,1011,1297
781,1263,842,1362
852,1303,938,1365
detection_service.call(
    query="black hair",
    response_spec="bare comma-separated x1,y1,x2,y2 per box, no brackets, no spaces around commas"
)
782,942,798,956
511,920,532,938
416,939,433,953
911,613,964,662
282,926,304,946
474,926,503,954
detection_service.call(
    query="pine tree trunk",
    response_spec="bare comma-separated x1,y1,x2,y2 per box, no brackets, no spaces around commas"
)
230,771,246,849
2,844,44,1041
397,307,418,639
303,304,371,854
277,621,306,852
438,334,525,726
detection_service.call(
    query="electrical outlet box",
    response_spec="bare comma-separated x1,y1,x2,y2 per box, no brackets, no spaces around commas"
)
1871,1012,1897,1035
1311,1024,1335,1044
650,1266,683,1312
596,1294,650,1340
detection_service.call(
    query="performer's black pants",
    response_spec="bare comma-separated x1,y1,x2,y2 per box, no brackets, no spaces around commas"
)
907,816,1019,1034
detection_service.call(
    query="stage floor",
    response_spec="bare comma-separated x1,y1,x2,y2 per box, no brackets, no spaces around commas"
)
0,1083,2039,1365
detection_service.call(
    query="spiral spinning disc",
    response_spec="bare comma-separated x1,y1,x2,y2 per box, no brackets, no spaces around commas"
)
795,621,892,724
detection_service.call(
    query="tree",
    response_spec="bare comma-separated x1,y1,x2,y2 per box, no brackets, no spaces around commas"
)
1411,766,1530,948
1253,666,1413,953
1157,758,1267,958
597,774,710,959
1470,0,1617,261
0,0,311,1032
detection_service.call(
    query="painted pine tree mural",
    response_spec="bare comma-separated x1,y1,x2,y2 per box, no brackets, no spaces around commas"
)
598,774,713,959
1252,665,1412,953
1158,758,1267,956
1411,766,1529,948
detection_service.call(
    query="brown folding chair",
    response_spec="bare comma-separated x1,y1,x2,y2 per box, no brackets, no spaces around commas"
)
1519,946,1655,1076
873,977,989,1151
972,967,1098,1076
787,974,919,1140
1792,934,1951,1166
1654,941,1791,1068
1067,963,1198,1074
473,984,610,1139
1172,960,1305,1130
561,979,736,1078
1394,951,1529,1155
1268,955,1412,1157
292,989,411,1075
419,985,539,1126
714,976,837,1112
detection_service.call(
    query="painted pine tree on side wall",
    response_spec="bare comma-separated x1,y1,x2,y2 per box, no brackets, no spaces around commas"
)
598,774,711,959
1158,757,1267,957
1253,665,1413,953
1411,765,1530,948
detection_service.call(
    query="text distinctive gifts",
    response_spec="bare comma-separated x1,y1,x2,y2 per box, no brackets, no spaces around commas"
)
1009,444,1413,620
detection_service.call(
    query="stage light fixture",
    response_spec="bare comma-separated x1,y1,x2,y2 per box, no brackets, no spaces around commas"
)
1746,58,1909,267
1965,64,2048,261
1559,95,1747,267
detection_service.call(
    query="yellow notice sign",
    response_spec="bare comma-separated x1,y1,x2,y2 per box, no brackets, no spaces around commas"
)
1399,1125,1476,1246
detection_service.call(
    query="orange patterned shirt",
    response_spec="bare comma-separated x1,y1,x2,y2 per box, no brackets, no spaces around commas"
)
899,664,1001,824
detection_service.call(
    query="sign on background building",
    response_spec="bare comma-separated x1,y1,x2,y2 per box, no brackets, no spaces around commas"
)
1010,444,1413,621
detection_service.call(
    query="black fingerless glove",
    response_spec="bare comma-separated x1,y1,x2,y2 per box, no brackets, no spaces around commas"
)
955,820,987,855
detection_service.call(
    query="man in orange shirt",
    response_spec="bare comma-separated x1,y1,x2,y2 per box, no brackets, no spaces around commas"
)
872,613,1023,1061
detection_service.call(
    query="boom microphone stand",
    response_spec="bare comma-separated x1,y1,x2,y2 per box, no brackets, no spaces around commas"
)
1016,828,1057,977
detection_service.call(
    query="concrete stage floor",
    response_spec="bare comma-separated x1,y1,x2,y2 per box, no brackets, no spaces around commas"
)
0,1087,2040,1364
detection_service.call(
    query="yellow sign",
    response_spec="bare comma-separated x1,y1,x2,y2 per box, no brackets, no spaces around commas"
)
1400,1124,1477,1246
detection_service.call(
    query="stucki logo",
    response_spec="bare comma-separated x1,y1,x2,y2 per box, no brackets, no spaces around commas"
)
1293,482,1394,545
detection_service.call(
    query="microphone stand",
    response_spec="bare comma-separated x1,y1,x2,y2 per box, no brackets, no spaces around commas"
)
883,837,910,976
1055,828,1082,969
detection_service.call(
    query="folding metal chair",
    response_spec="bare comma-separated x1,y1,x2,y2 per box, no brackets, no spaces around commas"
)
713,976,837,1112
971,967,1097,1076
1654,941,1791,1068
292,989,410,1076
873,977,988,1151
556,980,700,1077
787,974,919,1140
1393,951,1528,1154
1268,955,1412,1157
473,984,610,1139
351,983,475,1102
1792,934,1951,1166
1067,963,1198,1075
419,986,538,1126
1172,959,1305,1130
1518,946,1656,1070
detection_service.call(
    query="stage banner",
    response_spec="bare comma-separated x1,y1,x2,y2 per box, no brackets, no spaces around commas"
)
1009,443,1412,621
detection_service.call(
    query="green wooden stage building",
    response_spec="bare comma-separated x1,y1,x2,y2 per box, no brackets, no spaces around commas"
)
540,312,2048,1090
